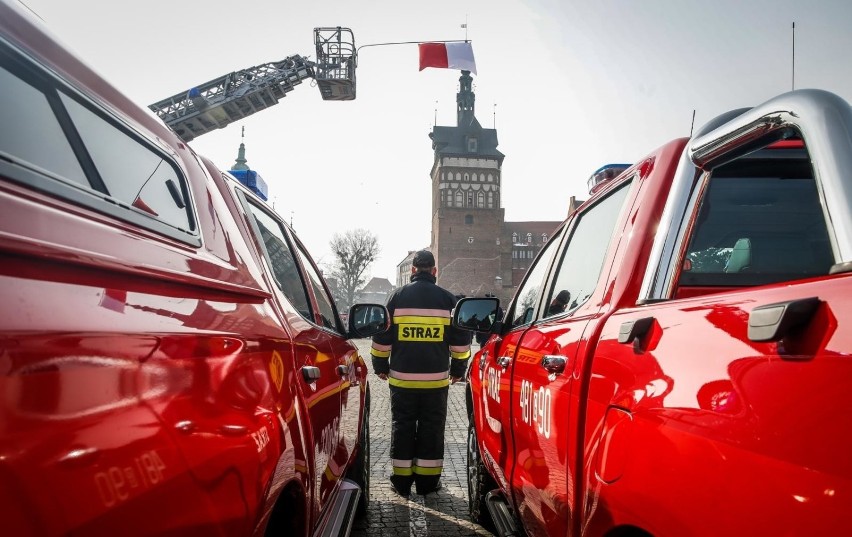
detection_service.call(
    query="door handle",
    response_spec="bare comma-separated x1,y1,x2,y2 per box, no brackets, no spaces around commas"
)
497,356,512,369
541,355,567,375
748,297,820,342
478,350,489,371
336,364,350,376
301,365,321,383
618,317,655,345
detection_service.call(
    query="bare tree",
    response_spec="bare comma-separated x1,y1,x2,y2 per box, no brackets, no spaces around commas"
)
330,229,380,310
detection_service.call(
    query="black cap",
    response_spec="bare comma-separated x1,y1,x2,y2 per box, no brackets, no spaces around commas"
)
412,249,435,268
555,290,571,305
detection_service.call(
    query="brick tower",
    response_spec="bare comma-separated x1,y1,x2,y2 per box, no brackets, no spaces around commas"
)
428,71,510,298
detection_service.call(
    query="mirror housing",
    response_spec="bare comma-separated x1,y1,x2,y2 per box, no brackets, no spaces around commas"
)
347,303,390,339
452,297,501,333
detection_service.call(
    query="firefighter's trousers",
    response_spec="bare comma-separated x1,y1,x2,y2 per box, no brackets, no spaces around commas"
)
389,385,448,494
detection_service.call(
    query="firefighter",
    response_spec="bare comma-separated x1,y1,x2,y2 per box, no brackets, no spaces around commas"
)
370,250,471,496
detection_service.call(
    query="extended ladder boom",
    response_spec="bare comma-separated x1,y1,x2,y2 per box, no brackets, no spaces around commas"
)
149,27,356,142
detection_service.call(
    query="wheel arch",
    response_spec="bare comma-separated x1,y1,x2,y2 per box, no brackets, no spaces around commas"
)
264,480,309,537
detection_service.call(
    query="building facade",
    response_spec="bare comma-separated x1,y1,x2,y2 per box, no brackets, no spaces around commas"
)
419,70,563,303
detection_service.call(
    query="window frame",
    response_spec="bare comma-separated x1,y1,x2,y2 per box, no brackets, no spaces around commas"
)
0,37,199,246
541,178,634,319
239,192,315,321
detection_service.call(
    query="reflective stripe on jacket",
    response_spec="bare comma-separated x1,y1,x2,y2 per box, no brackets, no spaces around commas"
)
371,271,471,387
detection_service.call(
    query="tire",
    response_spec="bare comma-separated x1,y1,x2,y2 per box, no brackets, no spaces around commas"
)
467,420,497,529
347,389,370,516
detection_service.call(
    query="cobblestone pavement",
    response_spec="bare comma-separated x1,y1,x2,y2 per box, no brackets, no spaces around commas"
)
350,339,493,537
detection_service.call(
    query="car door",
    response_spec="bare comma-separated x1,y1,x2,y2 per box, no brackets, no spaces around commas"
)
507,177,636,537
588,143,852,536
476,227,564,495
241,201,344,525
288,232,363,484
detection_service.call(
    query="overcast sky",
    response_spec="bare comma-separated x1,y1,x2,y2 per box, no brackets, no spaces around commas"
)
19,0,852,282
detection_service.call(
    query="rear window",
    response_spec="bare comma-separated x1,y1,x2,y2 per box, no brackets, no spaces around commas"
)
680,153,833,287
0,39,197,244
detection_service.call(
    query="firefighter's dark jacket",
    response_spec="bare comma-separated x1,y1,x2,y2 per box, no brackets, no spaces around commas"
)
371,271,471,389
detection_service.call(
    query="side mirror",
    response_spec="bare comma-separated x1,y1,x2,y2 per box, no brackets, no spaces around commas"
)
452,297,501,333
347,303,390,339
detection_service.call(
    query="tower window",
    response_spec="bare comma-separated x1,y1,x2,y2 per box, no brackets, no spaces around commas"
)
467,193,473,207
527,233,532,243
455,191,463,206
477,191,484,207
468,138,478,152
512,232,518,243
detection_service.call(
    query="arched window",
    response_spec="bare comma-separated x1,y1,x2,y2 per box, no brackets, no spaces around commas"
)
542,233,548,243
464,173,469,182
455,190,463,206
456,172,462,181
477,191,485,207
488,191,494,208
512,232,518,243
527,232,532,243
467,193,473,207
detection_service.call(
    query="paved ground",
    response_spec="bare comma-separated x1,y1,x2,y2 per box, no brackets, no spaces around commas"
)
350,339,493,537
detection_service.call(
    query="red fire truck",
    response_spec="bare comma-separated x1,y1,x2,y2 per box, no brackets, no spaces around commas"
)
456,89,852,536
0,1,382,535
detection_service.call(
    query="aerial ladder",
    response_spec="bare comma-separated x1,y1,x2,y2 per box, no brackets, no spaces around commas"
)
149,27,356,142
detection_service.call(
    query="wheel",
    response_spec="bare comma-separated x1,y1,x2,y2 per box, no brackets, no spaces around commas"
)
347,389,370,516
467,420,497,529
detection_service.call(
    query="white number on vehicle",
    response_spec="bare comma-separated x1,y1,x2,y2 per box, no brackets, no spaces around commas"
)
519,380,551,439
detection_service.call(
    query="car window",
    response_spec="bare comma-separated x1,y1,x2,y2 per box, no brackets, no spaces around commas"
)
59,94,192,232
0,64,87,185
507,227,563,328
245,202,313,319
680,153,833,287
0,42,197,244
292,236,339,331
544,180,632,318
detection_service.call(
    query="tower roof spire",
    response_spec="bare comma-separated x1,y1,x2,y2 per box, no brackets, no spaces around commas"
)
231,126,250,171
457,70,475,126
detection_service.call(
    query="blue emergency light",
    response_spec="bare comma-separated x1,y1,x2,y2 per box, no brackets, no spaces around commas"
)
587,163,631,194
230,169,269,201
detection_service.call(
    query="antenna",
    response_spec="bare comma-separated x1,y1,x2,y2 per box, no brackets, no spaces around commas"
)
689,109,696,137
493,103,497,129
462,15,469,42
434,100,438,126
792,22,796,91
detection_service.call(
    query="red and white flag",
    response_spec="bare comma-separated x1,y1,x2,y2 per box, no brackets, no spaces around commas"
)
418,42,477,75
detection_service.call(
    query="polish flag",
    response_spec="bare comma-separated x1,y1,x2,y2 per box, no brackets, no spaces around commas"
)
419,42,477,75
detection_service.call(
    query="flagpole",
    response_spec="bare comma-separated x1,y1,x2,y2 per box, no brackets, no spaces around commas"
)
356,39,470,58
